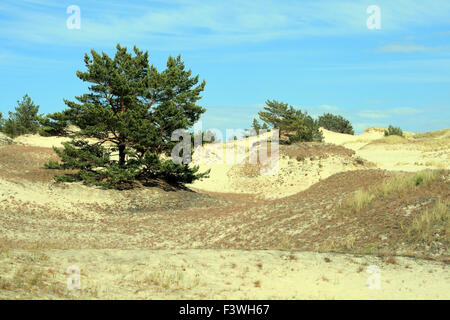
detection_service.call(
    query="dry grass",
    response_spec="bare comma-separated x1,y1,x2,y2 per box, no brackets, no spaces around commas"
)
368,135,408,145
346,189,375,212
344,170,442,212
407,198,449,244
0,262,68,298
0,144,71,183
413,129,450,140
134,268,201,292
277,235,294,251
361,129,450,152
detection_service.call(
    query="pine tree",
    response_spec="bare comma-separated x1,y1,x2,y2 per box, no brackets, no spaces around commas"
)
318,113,354,135
2,94,41,138
256,99,323,143
38,111,69,136
252,118,262,134
258,100,298,129
0,112,4,131
47,44,209,189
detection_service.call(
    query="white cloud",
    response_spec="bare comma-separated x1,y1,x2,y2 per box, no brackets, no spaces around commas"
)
2,0,450,49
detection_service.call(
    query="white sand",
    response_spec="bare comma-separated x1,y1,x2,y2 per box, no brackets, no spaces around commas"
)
1,249,447,299
188,131,369,199
321,128,449,172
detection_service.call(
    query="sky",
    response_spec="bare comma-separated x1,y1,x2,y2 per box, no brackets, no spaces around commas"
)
0,0,449,135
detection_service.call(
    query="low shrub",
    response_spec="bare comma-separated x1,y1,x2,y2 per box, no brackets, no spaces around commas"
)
384,125,403,137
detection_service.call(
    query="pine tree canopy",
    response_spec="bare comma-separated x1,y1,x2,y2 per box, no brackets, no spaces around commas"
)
318,113,354,135
47,44,209,189
256,99,323,143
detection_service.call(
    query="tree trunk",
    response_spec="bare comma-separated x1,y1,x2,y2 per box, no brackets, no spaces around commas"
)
118,144,125,166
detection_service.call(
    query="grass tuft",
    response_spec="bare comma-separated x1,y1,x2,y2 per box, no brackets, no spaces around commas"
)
407,198,449,244
344,170,442,213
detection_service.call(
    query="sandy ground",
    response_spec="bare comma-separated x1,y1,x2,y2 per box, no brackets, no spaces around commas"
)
321,127,449,172
1,127,449,300
188,131,372,199
1,249,448,299
187,127,448,198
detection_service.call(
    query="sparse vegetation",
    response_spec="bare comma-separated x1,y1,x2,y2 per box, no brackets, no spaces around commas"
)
344,170,442,212
369,134,407,145
384,125,404,137
413,129,450,140
135,268,200,291
345,189,375,212
407,198,449,244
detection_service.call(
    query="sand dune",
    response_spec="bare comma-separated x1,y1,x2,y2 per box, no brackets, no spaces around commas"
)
0,127,448,300
321,127,449,172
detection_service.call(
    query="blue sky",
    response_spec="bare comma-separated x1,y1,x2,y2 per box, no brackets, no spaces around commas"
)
1,0,449,134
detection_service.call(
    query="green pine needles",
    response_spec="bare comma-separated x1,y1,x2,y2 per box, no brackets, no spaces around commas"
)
1,94,41,138
255,100,323,143
46,44,209,189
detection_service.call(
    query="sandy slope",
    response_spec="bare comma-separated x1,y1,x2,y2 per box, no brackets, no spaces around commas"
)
188,127,448,198
188,132,370,199
321,127,449,172
1,249,448,299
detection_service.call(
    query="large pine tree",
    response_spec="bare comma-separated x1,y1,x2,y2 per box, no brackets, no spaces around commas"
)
47,44,209,188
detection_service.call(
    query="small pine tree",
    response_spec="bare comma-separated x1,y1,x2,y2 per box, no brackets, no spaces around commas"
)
2,94,41,138
318,113,354,135
384,125,404,137
252,118,262,134
0,112,4,131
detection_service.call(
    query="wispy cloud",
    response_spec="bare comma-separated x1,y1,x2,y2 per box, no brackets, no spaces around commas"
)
378,43,430,53
357,107,423,119
389,107,423,116
357,110,388,119
2,0,450,49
